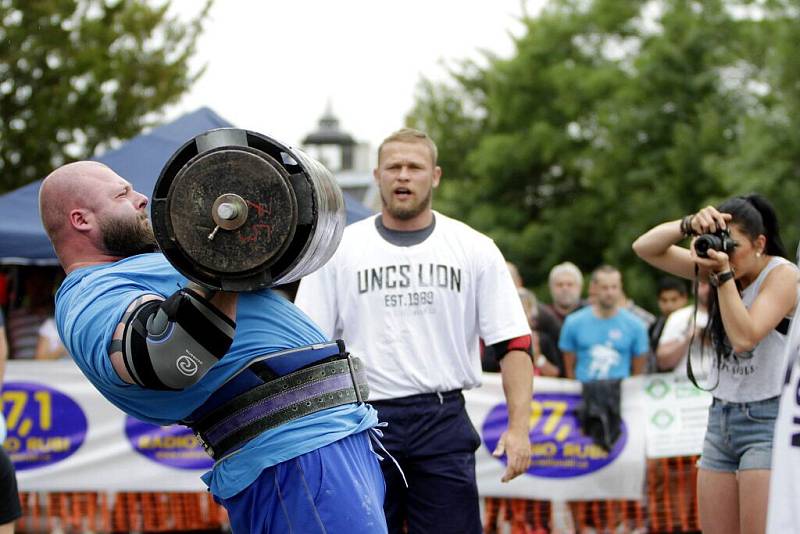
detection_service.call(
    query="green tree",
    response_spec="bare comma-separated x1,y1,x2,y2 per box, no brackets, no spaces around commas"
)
408,0,800,308
715,0,800,259
0,0,210,192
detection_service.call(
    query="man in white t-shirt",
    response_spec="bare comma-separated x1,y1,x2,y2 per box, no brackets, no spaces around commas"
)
656,280,711,381
295,128,533,534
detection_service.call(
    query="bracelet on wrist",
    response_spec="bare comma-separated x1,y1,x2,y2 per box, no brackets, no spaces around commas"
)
680,215,695,237
709,270,735,288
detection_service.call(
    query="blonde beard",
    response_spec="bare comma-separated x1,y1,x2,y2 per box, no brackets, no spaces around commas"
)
381,189,433,221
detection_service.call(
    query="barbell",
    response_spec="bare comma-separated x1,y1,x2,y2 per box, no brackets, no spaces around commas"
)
151,128,345,291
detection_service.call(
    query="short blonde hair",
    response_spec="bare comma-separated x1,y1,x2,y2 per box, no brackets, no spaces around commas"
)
377,128,438,165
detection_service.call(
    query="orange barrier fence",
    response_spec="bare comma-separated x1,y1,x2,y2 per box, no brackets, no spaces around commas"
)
484,456,701,534
646,456,700,533
14,456,700,533
16,492,229,533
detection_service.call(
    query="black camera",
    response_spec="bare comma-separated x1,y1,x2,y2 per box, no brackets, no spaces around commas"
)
694,228,736,258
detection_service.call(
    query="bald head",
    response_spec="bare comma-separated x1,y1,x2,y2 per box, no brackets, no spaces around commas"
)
40,161,111,241
39,161,154,270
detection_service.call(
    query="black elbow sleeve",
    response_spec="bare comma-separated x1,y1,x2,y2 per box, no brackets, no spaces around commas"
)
120,289,235,390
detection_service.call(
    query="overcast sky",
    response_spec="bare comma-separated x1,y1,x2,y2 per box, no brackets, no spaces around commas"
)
166,0,544,161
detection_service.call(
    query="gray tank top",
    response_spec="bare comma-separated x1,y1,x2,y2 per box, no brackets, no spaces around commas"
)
710,256,799,402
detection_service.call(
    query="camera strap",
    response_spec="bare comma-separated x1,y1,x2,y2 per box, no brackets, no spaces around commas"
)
686,265,720,392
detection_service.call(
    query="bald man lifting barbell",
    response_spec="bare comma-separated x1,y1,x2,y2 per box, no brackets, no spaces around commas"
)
39,129,387,534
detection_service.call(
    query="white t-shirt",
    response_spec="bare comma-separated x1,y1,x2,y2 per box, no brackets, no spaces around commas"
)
658,305,710,382
295,212,530,400
767,304,800,533
709,257,798,402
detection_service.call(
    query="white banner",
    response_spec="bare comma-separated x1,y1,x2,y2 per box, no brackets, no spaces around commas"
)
642,373,711,458
3,360,209,492
2,361,704,499
466,375,646,501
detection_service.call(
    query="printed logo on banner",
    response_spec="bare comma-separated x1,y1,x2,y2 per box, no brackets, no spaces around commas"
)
482,392,627,478
1,382,88,471
125,417,213,470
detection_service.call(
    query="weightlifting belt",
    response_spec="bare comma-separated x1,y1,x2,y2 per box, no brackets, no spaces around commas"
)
183,341,369,460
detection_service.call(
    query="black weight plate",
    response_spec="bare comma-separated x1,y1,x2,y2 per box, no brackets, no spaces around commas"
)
166,147,297,274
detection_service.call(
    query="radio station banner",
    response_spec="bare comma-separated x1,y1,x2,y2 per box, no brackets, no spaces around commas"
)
466,375,646,501
2,361,711,497
2,360,210,492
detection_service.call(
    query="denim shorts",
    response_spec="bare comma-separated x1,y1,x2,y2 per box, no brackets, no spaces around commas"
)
698,395,780,472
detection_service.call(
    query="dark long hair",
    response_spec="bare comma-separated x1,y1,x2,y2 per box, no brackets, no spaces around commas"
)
702,194,787,364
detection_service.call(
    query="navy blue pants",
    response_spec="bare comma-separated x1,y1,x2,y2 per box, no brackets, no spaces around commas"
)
219,431,387,533
372,390,482,534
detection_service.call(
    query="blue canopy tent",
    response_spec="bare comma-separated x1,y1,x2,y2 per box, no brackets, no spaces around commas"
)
0,107,373,265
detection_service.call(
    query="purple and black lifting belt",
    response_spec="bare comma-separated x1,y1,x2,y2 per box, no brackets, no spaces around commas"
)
183,342,369,460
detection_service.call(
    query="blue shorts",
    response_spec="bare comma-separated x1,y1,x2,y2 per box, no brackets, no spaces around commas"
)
699,396,780,472
218,431,387,533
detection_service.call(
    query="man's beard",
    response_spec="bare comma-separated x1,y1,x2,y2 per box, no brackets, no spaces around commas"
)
597,296,617,311
381,187,432,221
100,214,158,256
556,295,579,310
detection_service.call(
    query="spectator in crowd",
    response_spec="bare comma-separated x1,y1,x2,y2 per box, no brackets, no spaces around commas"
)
538,262,588,377
650,277,689,348
506,261,524,288
544,262,587,325
633,194,798,534
0,309,22,532
482,286,559,377
296,127,533,534
656,280,710,379
649,276,689,370
516,287,560,377
619,289,657,327
559,265,649,381
504,262,560,376
7,268,55,359
34,316,68,360
559,266,648,534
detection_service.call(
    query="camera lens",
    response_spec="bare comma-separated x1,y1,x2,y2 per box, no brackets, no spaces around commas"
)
694,234,721,258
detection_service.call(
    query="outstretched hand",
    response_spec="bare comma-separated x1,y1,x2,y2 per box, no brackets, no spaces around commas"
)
493,427,531,483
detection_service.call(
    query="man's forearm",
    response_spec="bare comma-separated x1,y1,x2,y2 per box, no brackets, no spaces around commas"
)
632,355,647,376
656,337,690,371
499,350,533,432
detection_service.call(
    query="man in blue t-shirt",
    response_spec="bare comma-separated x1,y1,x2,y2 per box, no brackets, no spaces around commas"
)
559,265,649,382
39,161,387,533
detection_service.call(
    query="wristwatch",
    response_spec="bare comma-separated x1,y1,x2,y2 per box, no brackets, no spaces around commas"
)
709,270,735,288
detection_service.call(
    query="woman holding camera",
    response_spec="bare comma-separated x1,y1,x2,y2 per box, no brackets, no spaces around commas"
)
632,194,798,534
